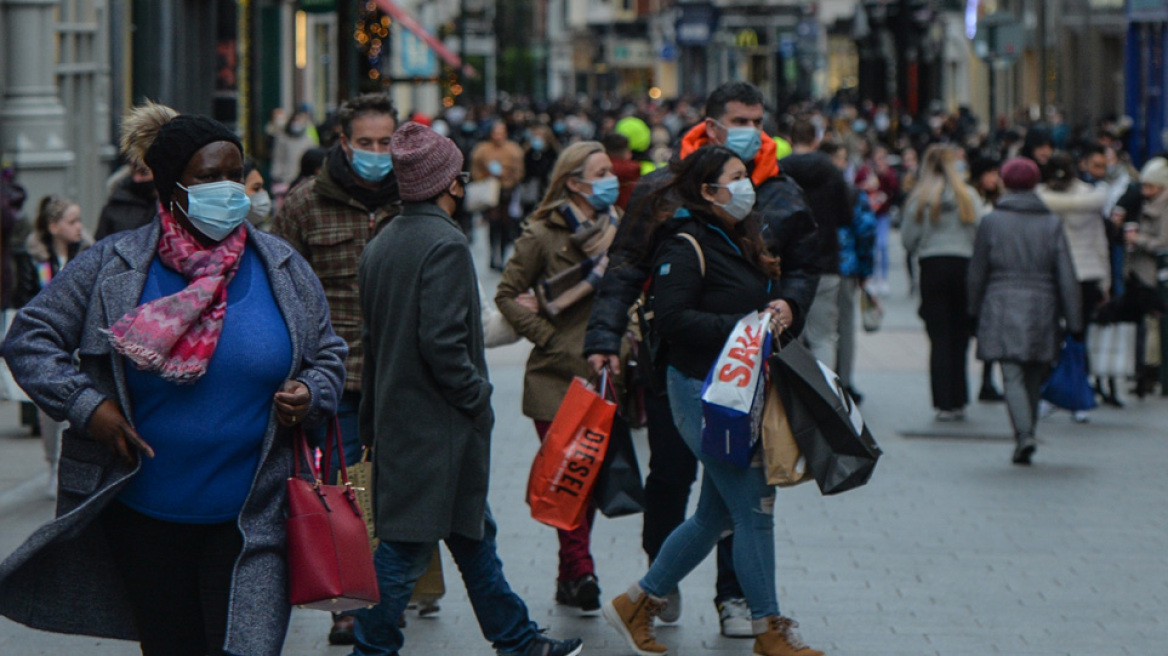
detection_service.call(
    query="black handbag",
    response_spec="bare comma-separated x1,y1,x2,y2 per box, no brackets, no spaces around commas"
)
771,341,881,495
592,411,645,517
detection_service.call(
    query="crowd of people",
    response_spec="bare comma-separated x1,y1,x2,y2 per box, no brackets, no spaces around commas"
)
0,81,1164,656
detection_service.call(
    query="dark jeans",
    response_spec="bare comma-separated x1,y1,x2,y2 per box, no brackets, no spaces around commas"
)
534,420,596,582
351,505,538,655
642,390,743,602
101,501,244,656
487,189,516,268
919,256,972,411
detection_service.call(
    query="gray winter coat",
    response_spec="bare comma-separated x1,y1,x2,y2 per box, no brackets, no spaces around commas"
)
0,222,347,655
967,192,1083,363
358,202,492,543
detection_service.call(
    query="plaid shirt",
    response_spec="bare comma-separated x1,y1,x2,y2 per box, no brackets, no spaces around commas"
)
273,168,399,392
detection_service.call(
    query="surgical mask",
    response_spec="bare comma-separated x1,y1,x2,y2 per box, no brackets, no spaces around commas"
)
955,160,968,176
488,160,504,177
713,178,756,221
716,122,762,161
174,181,251,241
128,179,156,199
530,137,546,152
350,147,393,182
584,175,619,210
247,189,272,224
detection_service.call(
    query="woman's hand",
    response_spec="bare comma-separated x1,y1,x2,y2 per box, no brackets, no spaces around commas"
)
765,299,793,333
89,399,154,465
274,380,312,427
515,291,539,314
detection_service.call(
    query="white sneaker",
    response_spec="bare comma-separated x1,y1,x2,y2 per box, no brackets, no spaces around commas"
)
1072,410,1090,423
657,588,681,624
1038,400,1057,419
716,597,752,638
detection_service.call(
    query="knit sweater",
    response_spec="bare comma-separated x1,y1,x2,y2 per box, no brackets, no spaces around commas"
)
902,186,984,260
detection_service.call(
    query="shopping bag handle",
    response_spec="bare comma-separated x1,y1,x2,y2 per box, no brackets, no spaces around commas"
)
292,416,350,487
598,365,620,404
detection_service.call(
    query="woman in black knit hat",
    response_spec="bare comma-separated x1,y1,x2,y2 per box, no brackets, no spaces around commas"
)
0,101,347,655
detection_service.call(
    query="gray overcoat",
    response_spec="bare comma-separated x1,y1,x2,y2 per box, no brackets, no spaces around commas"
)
0,222,347,656
358,202,493,544
967,191,1083,363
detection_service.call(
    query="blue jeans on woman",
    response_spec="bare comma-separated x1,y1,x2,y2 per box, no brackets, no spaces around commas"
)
349,505,539,655
638,367,779,619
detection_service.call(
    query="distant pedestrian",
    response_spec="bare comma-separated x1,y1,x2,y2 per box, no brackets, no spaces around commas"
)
95,160,158,240
968,158,1082,465
903,145,985,421
11,194,91,497
471,121,525,269
0,101,347,655
353,121,583,656
495,141,621,613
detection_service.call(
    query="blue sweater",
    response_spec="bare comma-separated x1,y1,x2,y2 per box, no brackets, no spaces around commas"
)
118,246,293,523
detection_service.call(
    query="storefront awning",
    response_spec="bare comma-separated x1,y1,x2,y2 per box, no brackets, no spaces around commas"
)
372,0,476,77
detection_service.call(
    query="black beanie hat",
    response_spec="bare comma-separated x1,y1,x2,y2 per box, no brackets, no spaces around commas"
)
144,115,243,203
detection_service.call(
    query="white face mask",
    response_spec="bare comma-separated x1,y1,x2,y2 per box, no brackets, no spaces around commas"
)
247,189,272,224
712,178,756,221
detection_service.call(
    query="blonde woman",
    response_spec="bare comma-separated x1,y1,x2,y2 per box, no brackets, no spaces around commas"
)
902,145,985,420
495,141,620,613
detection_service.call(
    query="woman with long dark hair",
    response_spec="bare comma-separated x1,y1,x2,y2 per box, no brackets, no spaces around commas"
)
603,146,822,656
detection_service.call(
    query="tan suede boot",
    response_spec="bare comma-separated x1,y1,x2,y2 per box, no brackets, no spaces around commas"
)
752,616,824,656
601,584,669,655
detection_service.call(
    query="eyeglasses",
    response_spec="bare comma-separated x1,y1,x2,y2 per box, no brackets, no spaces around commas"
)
457,172,471,185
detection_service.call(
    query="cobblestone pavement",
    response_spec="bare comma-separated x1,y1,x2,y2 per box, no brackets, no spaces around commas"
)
1,231,1165,655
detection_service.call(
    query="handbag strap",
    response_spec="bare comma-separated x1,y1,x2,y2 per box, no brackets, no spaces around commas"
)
293,416,349,486
676,233,705,278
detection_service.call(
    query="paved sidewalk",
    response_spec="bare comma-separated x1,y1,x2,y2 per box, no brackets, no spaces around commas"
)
2,231,1166,655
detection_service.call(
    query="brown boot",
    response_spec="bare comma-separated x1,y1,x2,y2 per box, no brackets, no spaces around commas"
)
752,616,823,656
602,585,669,655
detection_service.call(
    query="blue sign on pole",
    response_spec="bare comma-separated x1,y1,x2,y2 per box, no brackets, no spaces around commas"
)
401,29,437,77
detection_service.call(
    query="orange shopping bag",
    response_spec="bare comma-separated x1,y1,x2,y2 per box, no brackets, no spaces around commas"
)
526,377,617,531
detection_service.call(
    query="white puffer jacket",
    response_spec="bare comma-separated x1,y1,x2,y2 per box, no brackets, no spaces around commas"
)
1037,180,1110,286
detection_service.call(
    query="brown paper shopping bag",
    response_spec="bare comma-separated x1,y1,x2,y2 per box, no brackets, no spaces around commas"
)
761,382,810,487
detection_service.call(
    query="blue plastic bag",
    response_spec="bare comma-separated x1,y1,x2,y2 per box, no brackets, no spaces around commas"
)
1041,337,1097,411
701,313,775,468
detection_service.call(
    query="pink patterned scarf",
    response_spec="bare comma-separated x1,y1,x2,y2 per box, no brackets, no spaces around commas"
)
107,209,248,384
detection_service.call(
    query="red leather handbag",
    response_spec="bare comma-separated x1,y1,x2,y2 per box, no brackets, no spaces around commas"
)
287,420,380,611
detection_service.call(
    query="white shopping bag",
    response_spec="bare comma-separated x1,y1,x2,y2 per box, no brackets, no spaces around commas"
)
1087,323,1137,378
0,309,30,402
700,312,773,467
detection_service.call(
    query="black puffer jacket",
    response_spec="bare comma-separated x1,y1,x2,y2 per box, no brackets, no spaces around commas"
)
652,212,781,380
584,164,819,357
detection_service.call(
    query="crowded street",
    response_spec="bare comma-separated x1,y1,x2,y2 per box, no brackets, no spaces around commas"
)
1,230,1164,655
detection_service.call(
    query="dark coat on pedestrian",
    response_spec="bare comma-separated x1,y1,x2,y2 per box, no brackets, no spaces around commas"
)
11,229,93,308
0,222,347,656
781,151,851,273
967,191,1082,363
358,202,493,543
584,164,819,358
652,212,782,380
94,176,157,241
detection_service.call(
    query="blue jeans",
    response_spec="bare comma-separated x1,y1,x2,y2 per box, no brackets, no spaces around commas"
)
349,505,538,656
639,367,779,619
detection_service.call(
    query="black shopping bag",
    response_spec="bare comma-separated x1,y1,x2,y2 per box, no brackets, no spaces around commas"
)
771,341,881,495
592,412,645,518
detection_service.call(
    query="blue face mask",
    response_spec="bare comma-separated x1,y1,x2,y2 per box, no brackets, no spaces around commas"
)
175,181,251,241
584,175,620,210
350,147,393,182
715,121,762,161
531,137,546,152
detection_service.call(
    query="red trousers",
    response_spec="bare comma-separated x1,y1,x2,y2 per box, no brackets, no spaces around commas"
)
534,420,597,582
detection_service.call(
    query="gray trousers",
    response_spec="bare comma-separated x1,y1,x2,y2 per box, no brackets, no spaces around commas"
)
836,277,859,388
803,274,842,369
1000,361,1047,440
